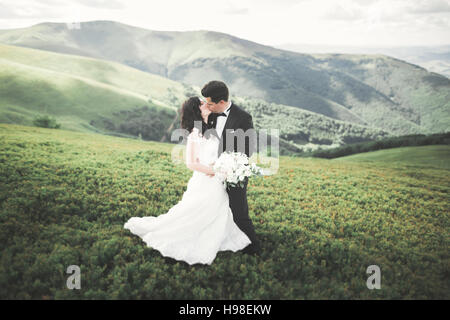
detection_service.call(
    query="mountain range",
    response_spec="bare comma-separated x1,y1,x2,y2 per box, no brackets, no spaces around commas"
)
277,43,450,79
0,20,448,153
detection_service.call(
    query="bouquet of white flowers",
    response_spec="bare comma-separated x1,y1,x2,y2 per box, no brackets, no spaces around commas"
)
213,151,263,189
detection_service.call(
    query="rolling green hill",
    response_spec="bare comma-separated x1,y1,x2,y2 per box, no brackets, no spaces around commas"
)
0,43,191,139
1,20,448,135
333,145,450,170
309,131,450,159
0,123,448,299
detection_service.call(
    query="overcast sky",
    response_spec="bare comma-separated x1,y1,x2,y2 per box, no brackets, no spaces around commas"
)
0,0,449,47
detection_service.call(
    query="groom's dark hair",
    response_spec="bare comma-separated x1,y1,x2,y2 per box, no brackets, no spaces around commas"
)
201,81,229,103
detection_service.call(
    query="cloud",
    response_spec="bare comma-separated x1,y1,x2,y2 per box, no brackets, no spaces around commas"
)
243,0,306,7
406,0,450,13
0,5,20,19
74,0,125,10
223,1,250,15
353,0,383,6
224,7,249,15
0,1,62,20
0,0,448,47
222,0,306,15
321,3,365,21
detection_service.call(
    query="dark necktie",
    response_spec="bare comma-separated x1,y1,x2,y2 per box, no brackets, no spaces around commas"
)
208,106,230,129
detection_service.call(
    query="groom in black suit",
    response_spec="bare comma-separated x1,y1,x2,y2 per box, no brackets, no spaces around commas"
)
201,80,261,255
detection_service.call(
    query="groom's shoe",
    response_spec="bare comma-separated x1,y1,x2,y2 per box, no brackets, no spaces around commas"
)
242,243,261,256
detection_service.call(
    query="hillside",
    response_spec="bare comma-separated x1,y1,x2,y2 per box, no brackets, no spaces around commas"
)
0,43,391,154
0,123,448,299
1,21,448,135
333,145,450,170
0,43,191,139
232,96,391,153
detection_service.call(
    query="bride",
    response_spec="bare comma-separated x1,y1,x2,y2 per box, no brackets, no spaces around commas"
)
124,97,252,265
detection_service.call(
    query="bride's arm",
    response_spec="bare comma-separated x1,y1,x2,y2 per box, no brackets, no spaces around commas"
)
186,132,215,176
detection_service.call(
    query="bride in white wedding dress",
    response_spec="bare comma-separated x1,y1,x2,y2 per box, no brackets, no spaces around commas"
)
124,97,251,265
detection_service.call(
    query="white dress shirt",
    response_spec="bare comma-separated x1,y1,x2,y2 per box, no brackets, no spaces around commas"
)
215,101,232,138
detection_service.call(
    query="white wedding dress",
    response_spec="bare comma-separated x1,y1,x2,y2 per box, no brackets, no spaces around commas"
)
124,127,251,265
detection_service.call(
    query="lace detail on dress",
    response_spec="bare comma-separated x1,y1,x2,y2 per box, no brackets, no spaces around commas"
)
187,126,220,167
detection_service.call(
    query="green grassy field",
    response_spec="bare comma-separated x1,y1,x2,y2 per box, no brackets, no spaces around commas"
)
0,123,448,299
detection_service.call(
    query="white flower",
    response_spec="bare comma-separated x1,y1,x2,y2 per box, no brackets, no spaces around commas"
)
212,151,263,188
236,156,248,165
229,175,238,184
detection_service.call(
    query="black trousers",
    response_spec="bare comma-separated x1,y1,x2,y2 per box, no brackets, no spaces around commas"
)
226,178,261,253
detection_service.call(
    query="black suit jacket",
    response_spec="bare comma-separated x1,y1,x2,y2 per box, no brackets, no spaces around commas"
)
205,103,257,158
206,102,256,159
206,103,261,252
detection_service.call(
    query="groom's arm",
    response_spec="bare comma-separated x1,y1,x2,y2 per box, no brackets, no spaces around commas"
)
240,114,256,159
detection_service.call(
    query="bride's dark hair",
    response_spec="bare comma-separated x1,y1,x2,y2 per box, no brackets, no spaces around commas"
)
180,97,212,138
180,97,202,133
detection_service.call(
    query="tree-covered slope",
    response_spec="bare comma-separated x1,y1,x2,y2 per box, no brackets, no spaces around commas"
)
0,43,189,140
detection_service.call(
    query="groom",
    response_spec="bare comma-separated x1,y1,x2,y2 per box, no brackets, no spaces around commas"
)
201,80,261,255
